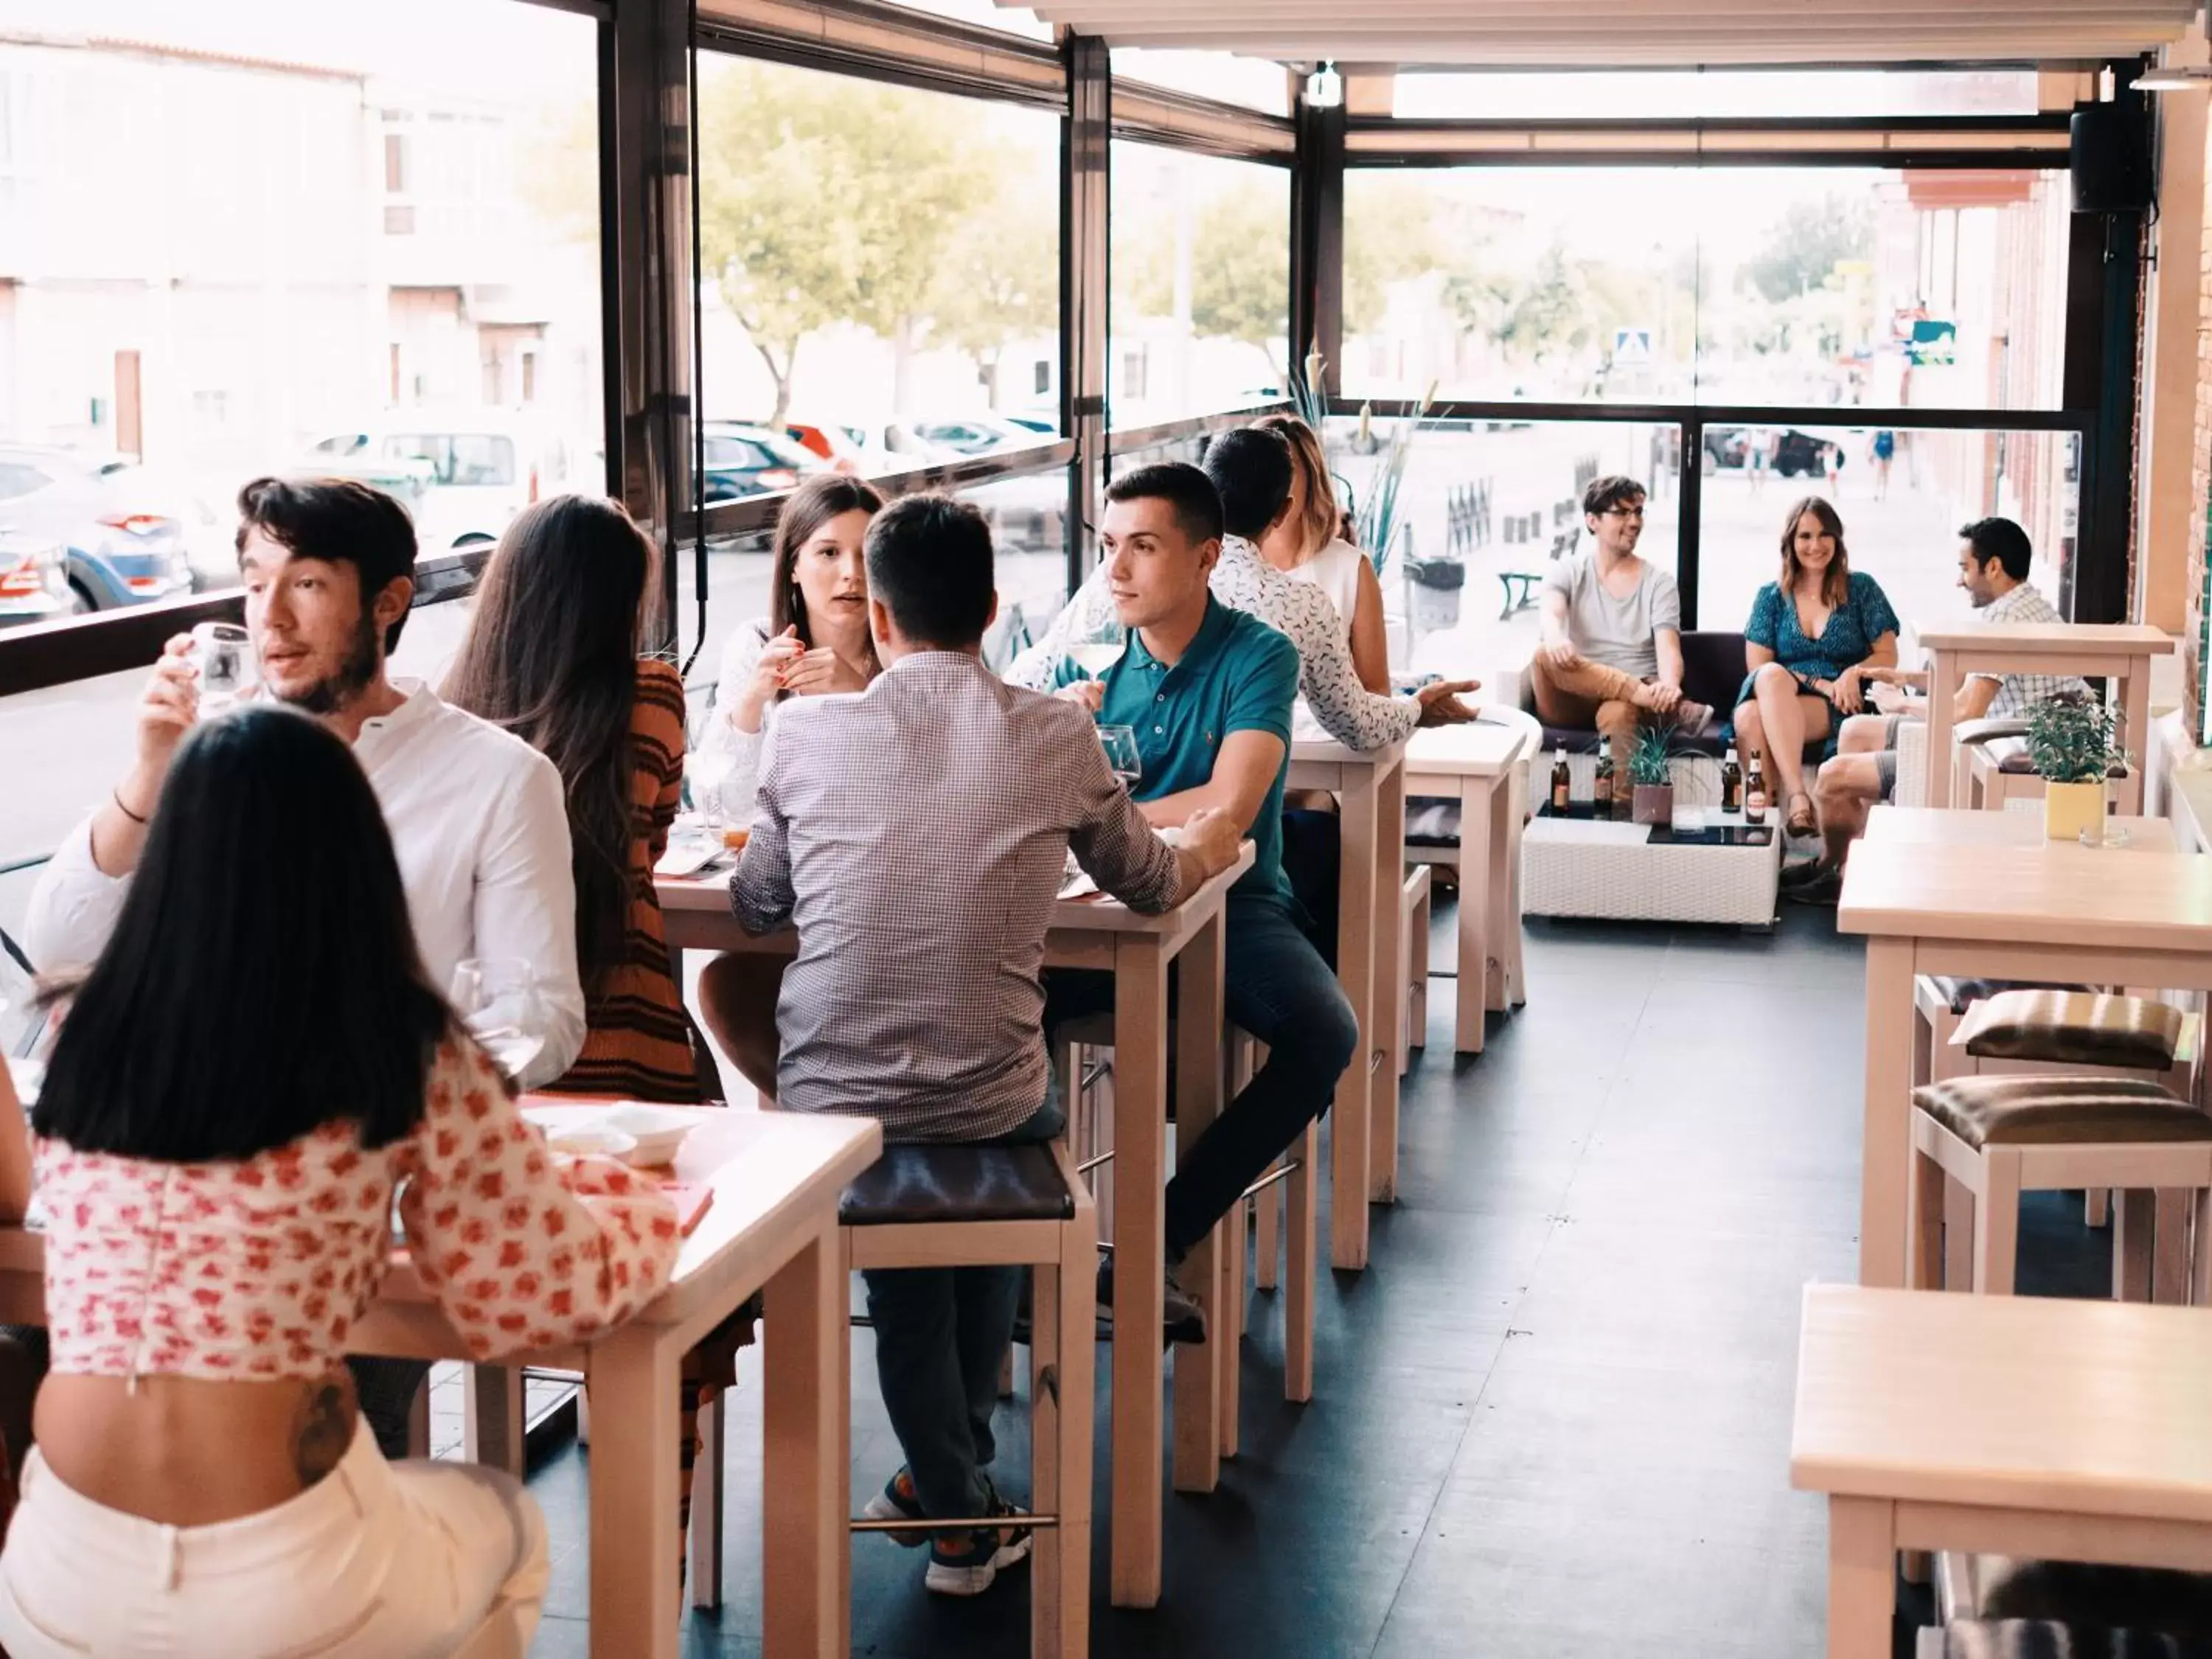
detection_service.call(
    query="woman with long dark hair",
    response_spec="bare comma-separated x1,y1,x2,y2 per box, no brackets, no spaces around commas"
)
445,493,696,1102
695,475,883,1099
1252,413,1391,695
699,473,885,824
0,707,678,1659
1731,495,1900,837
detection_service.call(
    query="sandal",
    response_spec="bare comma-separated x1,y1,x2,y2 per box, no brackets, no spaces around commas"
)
1785,790,1818,837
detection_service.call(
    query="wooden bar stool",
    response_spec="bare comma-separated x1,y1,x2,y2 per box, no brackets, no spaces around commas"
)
1219,1032,1317,1461
1907,1074,2212,1305
1400,864,1434,1074
1966,734,2142,816
689,1141,1096,1658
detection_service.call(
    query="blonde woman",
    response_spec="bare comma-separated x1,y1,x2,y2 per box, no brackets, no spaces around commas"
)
1253,414,1391,694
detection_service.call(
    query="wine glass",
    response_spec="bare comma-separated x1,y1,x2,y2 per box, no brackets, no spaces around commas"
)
189,622,256,712
1067,614,1128,681
1097,724,1142,787
450,958,550,1083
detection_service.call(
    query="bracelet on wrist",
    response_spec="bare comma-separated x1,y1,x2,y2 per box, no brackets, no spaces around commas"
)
111,787,150,825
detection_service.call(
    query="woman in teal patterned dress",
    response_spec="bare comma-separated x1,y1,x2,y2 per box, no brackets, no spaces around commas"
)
1731,495,1900,837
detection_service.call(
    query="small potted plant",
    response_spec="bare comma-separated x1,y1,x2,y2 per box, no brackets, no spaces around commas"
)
1628,724,1676,826
2025,694,2124,843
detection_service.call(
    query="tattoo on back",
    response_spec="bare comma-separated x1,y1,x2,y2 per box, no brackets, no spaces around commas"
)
292,1374,355,1487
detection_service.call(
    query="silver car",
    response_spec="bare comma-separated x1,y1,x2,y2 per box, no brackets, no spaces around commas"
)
0,445,197,614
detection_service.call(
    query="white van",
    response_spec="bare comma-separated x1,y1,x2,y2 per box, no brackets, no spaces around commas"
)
302,415,592,556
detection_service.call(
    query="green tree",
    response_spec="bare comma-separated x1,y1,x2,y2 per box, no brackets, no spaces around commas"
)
1343,180,1442,338
1745,193,1873,305
930,199,1057,408
1500,241,1593,359
1114,175,1289,372
697,60,1004,424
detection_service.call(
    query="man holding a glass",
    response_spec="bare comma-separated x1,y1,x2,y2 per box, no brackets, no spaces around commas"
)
1042,462,1359,1342
22,475,585,1456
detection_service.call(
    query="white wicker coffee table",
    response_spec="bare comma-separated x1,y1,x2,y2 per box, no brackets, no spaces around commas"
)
1522,806,1781,928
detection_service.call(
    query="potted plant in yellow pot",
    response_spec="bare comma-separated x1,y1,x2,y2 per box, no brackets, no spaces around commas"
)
2025,695,2124,844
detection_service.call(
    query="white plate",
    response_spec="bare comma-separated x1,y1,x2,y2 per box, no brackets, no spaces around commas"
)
526,1102,705,1167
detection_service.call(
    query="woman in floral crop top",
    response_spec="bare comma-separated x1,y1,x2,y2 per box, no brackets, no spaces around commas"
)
0,706,681,1659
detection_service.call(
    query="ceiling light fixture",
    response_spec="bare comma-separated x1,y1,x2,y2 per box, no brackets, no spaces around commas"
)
1304,61,1343,109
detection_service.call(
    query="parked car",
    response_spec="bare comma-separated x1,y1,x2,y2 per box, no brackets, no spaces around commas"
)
903,415,1058,458
776,420,869,474
698,422,828,501
302,416,592,554
0,530,73,628
0,445,198,614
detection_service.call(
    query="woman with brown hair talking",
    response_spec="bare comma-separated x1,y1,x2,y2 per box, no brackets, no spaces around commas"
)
694,474,884,1099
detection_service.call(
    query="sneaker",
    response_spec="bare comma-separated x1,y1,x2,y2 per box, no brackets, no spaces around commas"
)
924,1492,1034,1597
1778,857,1832,889
861,1467,928,1548
1096,1254,1208,1346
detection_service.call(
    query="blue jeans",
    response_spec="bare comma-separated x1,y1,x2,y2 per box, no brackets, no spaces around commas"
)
1046,895,1358,1262
860,1090,1064,1521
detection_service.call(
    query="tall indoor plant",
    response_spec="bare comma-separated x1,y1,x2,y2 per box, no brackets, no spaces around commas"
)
2025,695,2124,843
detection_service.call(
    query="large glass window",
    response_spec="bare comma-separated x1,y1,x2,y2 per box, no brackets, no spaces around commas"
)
1110,143,1290,426
692,51,1068,694
1390,69,2043,122
1340,167,2070,412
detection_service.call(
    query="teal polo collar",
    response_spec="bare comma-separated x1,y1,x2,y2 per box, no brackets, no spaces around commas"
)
1129,595,1236,684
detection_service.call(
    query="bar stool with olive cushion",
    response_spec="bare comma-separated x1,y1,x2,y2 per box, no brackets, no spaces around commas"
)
1922,1557,2212,1658
1907,1072,2212,1306
695,1140,1096,1659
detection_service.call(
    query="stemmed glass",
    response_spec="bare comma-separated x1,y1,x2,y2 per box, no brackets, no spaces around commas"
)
451,958,550,1083
1097,725,1142,788
1068,614,1129,681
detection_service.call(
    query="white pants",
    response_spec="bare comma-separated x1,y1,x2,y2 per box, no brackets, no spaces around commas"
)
0,1418,548,1658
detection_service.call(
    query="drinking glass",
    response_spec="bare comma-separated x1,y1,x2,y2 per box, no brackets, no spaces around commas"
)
450,958,550,1082
189,622,256,712
1097,724,1142,787
1067,615,1128,681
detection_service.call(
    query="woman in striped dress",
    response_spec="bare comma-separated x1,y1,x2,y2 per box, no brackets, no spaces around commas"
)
445,493,698,1101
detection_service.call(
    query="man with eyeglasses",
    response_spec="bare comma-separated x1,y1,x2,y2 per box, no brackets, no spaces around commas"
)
1531,474,1714,751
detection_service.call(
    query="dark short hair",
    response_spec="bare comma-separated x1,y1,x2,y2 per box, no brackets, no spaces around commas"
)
1106,462,1225,549
1200,428,1294,540
1582,475,1646,518
36,706,453,1161
236,476,419,654
865,493,995,649
1959,516,2033,583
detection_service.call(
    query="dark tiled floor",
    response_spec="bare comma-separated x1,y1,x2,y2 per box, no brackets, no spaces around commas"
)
524,903,2110,1658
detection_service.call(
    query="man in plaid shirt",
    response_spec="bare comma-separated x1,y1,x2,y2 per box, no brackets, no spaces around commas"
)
1795,517,2087,899
728,494,1242,1596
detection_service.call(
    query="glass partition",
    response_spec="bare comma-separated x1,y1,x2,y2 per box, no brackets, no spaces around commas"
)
1340,166,2070,413
1694,422,2078,643
696,53,1063,461
0,0,603,645
1110,143,1291,427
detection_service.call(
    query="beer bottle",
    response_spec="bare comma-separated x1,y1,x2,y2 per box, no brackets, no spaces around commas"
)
1721,745,1743,814
1744,749,1769,827
1593,737,1614,814
1550,746,1571,813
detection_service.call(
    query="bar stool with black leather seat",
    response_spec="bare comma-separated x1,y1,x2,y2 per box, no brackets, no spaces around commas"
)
1924,1557,2212,1658
688,1139,1095,1659
1908,1071,2212,1305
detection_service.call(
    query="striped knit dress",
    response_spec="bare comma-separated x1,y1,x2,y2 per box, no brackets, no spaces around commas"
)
541,658,700,1102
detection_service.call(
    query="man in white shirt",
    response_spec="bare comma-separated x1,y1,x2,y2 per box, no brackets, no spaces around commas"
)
24,476,582,1454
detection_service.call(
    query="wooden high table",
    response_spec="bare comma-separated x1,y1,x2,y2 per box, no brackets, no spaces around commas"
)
1287,737,1405,1265
1915,622,2171,807
1405,718,1537,1055
0,1106,882,1659
1793,1283,2212,1658
1835,815,2212,1287
660,848,1251,1610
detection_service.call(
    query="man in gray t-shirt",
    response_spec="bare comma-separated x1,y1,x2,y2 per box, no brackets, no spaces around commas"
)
1531,474,1713,751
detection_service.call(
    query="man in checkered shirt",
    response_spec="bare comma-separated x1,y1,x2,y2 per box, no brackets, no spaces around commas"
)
1793,517,2087,900
726,493,1243,1596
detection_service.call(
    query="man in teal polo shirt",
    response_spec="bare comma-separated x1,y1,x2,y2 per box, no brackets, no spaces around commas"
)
1045,462,1359,1341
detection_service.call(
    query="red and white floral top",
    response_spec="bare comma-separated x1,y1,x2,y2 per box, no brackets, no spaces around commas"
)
35,1037,682,1381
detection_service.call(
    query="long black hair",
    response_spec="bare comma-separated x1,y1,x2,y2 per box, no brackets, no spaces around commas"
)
35,706,451,1158
443,494,655,993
